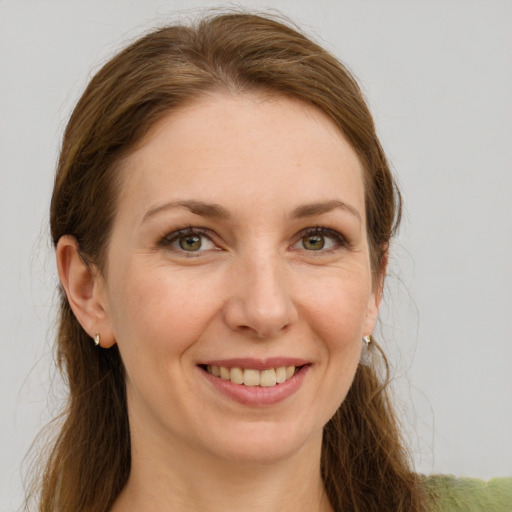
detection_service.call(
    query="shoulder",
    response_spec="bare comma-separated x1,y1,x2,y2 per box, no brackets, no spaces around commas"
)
424,474,512,512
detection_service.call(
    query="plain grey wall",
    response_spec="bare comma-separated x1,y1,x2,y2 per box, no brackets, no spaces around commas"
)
1,0,511,510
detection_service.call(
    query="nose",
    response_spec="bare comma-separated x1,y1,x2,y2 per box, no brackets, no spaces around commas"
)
222,254,299,339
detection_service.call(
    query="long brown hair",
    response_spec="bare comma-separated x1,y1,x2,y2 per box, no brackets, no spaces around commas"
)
30,11,427,512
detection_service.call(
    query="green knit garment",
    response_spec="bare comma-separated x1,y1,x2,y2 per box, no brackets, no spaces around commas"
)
425,475,512,511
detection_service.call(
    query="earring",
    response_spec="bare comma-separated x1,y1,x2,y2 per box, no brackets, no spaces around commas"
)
360,335,372,365
94,332,101,346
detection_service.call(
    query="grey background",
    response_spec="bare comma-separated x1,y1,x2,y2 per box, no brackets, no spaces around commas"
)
1,0,511,510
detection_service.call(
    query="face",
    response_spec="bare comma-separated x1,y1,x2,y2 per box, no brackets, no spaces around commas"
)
99,93,381,464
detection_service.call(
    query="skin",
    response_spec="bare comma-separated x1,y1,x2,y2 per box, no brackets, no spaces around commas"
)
57,93,384,512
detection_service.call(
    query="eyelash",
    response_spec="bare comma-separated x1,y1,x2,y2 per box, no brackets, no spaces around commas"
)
159,225,348,255
294,226,348,253
159,226,215,255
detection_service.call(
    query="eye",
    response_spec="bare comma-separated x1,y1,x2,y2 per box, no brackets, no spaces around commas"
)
302,233,328,250
293,227,346,252
161,228,216,253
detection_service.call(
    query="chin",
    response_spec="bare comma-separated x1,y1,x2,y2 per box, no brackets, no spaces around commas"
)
198,419,324,466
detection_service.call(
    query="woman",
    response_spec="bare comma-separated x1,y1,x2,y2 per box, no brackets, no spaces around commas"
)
33,11,429,512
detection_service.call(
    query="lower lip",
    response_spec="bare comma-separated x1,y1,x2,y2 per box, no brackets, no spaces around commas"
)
200,365,310,406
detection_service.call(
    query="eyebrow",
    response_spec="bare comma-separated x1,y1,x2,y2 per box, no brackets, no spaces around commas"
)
142,200,231,223
142,199,361,224
291,200,362,223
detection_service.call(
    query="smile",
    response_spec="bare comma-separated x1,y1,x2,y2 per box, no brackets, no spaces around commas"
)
198,359,310,406
205,365,297,387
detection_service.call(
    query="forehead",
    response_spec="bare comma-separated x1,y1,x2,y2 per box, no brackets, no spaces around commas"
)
116,92,365,222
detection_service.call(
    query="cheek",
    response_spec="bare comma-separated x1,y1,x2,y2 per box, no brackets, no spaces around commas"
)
109,267,221,355
302,270,371,347
300,271,369,409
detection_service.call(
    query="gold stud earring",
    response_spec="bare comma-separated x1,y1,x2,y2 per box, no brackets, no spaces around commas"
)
363,335,372,347
94,333,101,346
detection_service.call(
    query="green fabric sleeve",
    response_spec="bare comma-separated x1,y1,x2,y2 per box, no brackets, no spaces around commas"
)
425,475,512,512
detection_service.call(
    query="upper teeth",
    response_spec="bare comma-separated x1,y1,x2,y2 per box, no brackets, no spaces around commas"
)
206,365,296,387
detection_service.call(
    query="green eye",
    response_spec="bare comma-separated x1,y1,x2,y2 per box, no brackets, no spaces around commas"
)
162,229,216,254
293,228,346,253
178,234,202,251
302,234,325,250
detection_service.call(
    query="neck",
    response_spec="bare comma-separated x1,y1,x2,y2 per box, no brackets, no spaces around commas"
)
111,426,332,512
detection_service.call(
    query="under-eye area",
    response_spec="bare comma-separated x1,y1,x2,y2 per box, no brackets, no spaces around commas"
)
198,364,309,387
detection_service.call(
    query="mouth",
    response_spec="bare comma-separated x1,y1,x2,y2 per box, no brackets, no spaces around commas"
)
199,364,304,387
197,359,311,406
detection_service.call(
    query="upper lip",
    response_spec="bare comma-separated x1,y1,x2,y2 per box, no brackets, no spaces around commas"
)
198,357,310,370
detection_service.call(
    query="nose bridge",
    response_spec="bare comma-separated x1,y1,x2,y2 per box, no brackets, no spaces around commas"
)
223,245,298,338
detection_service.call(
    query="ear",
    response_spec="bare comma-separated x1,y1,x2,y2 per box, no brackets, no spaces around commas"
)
363,247,388,337
56,235,116,348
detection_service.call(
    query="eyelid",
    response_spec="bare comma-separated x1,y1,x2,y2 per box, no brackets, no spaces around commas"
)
291,226,349,251
158,225,348,255
159,226,218,253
